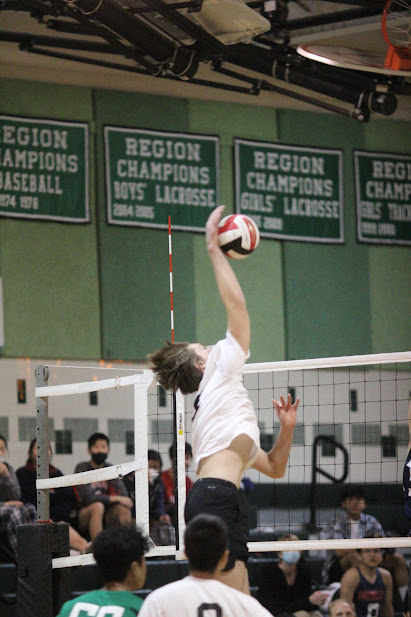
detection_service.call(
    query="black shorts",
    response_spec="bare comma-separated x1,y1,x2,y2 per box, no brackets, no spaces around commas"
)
184,477,249,571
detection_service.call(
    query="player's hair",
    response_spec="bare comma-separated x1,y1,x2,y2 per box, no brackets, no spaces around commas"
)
0,434,7,448
340,484,366,503
168,441,193,460
278,533,299,542
93,524,149,583
328,599,356,617
184,514,228,573
147,341,203,394
88,432,110,449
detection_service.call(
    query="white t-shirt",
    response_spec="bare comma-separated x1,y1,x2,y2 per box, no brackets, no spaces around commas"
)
192,331,260,472
138,576,272,617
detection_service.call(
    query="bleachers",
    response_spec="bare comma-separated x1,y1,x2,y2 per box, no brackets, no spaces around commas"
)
0,555,325,616
0,483,408,616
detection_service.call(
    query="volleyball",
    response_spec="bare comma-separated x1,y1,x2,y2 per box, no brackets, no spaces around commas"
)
217,214,260,259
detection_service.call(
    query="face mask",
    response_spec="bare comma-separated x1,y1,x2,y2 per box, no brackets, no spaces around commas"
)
148,469,159,485
91,452,108,465
282,550,300,565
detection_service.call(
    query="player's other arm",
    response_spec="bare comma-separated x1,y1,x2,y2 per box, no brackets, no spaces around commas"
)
252,394,299,478
206,205,250,354
339,567,359,603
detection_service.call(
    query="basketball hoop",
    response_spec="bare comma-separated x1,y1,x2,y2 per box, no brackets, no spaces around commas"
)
382,0,411,71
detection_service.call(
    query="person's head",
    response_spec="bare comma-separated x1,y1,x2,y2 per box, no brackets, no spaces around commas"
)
88,432,110,466
357,546,383,569
184,514,229,574
148,449,162,484
340,485,366,520
0,434,7,462
27,438,53,464
93,524,149,589
277,533,301,566
148,342,212,394
329,599,356,617
168,442,193,472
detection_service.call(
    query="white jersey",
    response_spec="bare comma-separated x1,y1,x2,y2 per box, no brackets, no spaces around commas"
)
138,576,272,617
192,331,260,472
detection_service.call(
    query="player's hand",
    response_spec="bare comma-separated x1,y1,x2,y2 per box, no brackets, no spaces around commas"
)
205,205,225,253
273,393,299,429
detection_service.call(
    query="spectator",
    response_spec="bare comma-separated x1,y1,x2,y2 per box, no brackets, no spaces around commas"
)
16,438,89,554
74,432,132,540
0,434,36,560
328,599,356,617
138,513,272,617
340,547,393,617
321,486,384,585
161,442,193,525
56,524,149,617
257,533,327,617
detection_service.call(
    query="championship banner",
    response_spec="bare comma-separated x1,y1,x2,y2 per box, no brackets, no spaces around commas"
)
0,115,89,223
104,127,219,230
354,151,411,246
234,139,344,243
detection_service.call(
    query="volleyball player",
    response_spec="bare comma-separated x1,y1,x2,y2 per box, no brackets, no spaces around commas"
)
56,525,149,617
149,205,299,593
138,513,272,617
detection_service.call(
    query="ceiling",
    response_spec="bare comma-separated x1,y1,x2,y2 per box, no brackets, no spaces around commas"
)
0,0,410,121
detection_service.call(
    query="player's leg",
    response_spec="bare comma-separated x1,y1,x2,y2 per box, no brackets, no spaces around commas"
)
185,478,250,592
217,559,250,594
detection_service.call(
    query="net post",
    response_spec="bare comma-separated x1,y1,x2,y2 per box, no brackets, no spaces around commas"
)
175,390,186,559
35,365,50,521
134,371,153,539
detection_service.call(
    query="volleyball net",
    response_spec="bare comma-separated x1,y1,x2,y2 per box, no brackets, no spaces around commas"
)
33,350,411,572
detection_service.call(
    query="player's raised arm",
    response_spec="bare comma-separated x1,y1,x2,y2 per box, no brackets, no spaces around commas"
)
205,205,250,354
252,394,299,478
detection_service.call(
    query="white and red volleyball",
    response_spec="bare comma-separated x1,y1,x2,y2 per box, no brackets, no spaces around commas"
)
217,214,260,260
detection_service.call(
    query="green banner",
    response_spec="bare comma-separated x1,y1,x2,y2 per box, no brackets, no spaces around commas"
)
354,151,411,246
104,127,219,230
0,115,89,223
234,139,344,243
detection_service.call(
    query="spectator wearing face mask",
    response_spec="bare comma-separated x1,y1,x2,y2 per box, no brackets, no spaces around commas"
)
257,533,328,617
74,433,132,541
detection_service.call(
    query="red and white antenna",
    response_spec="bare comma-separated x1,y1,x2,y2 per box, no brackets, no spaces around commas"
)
168,216,174,343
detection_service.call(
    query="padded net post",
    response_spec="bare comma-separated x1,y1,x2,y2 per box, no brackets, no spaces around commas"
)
16,522,70,617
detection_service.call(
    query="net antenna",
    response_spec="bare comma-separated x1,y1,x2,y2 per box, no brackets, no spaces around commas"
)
382,0,411,71
168,216,186,559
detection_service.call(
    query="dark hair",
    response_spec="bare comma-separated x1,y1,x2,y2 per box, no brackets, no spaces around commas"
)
184,514,228,573
168,442,193,460
148,449,163,469
27,438,53,464
147,341,203,394
340,485,365,503
93,524,149,583
88,432,110,449
0,434,7,448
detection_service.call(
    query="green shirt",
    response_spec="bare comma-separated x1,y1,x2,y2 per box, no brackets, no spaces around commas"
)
57,589,144,617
